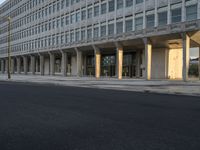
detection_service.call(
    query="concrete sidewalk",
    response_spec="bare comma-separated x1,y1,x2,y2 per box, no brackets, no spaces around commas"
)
0,74,200,96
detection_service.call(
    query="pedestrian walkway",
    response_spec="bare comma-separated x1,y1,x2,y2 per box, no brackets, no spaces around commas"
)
0,74,200,96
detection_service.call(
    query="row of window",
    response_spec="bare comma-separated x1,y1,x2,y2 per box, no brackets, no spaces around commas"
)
0,4,197,45
0,0,194,35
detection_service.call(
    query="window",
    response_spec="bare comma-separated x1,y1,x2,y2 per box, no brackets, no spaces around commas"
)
109,0,115,12
158,11,167,26
116,21,123,34
125,19,132,32
65,16,70,25
136,0,143,4
135,17,143,30
70,32,74,42
171,8,181,23
117,0,123,9
146,14,154,28
81,30,85,40
76,12,80,22
101,25,106,36
71,14,75,23
186,5,197,21
81,10,86,20
101,3,107,14
126,0,133,7
87,28,92,39
88,8,93,19
108,24,114,35
75,31,80,41
94,6,99,17
94,27,99,38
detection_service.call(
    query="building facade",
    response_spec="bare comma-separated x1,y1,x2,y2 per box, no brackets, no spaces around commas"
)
0,0,200,80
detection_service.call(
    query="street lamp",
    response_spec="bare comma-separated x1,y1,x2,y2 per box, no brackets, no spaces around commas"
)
0,16,11,79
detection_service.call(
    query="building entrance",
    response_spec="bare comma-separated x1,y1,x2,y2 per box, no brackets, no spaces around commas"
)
86,55,95,76
101,55,116,77
123,53,136,78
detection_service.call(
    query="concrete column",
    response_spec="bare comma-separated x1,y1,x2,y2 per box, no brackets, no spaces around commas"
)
23,56,28,75
61,51,67,76
94,47,101,79
5,59,8,73
35,58,39,72
143,38,152,80
182,33,190,81
49,53,55,76
40,55,44,76
31,55,36,75
116,46,123,80
1,59,5,74
16,57,21,74
75,48,82,77
136,50,141,78
11,58,15,74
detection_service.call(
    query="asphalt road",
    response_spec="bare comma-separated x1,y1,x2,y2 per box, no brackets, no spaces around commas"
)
0,82,200,150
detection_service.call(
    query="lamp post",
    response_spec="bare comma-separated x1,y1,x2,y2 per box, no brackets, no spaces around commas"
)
0,16,11,79
7,17,11,79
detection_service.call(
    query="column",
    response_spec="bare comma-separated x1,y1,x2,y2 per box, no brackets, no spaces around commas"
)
49,53,55,76
75,48,82,77
94,46,101,79
136,50,141,78
1,59,5,74
11,58,15,74
61,51,67,76
31,55,35,75
16,57,21,74
143,38,152,80
116,45,123,80
182,33,190,81
23,56,28,75
40,55,44,76
4,59,7,73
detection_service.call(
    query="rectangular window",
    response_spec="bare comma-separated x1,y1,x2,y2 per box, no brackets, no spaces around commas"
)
101,3,107,14
171,8,182,23
126,0,133,7
76,12,80,22
88,8,93,19
125,19,132,32
94,27,99,38
75,31,80,41
136,0,143,4
108,24,114,35
135,17,143,30
81,30,85,40
146,14,155,28
101,25,106,37
116,21,123,34
81,10,86,20
158,11,167,26
87,29,92,39
117,0,123,9
109,0,115,12
94,6,99,17
186,5,197,21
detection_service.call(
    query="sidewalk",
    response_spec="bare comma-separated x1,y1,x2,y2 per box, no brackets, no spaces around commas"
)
0,74,200,97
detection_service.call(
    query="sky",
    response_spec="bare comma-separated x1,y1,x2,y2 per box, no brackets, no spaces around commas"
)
0,0,6,5
0,0,198,57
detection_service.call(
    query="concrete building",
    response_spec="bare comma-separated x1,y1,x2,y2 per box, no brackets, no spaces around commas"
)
0,0,200,80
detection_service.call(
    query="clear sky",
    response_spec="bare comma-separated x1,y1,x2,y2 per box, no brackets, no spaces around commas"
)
0,0,6,5
0,0,198,57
